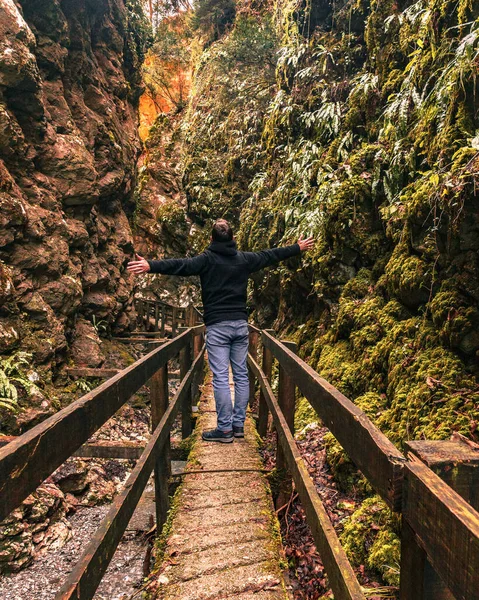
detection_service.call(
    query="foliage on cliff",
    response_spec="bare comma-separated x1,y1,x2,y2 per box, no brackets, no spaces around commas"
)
183,0,479,450
142,11,192,112
176,0,479,589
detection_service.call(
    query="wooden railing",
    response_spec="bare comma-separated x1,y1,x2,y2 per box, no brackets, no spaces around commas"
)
135,297,201,336
0,324,206,600
247,325,479,600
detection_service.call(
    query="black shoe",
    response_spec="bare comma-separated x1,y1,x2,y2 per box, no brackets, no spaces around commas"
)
202,428,234,443
232,426,244,438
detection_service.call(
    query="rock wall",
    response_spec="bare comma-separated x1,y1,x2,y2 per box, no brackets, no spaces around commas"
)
0,0,144,390
133,112,202,306
181,0,479,446
178,0,479,586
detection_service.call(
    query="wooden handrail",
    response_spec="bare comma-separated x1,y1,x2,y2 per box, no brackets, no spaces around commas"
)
249,327,479,600
248,353,365,600
261,330,406,511
56,346,206,600
0,322,206,600
402,455,479,600
134,297,202,334
0,330,193,523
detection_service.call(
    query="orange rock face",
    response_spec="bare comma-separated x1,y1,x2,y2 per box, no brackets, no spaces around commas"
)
138,14,192,140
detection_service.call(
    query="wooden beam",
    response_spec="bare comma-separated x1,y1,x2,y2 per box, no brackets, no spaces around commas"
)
192,335,204,404
66,368,121,378
0,438,186,461
276,340,297,510
257,329,274,438
160,306,166,337
56,347,205,600
129,331,168,337
406,440,479,510
402,455,479,600
74,441,145,460
172,307,177,336
248,353,365,600
110,337,166,344
190,324,206,337
400,440,479,599
261,331,406,511
179,327,193,439
0,330,192,523
150,364,170,528
248,328,260,407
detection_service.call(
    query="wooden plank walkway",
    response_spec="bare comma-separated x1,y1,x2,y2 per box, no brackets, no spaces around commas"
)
154,372,290,600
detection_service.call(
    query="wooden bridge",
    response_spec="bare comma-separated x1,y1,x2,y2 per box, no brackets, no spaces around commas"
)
134,297,202,335
0,298,478,599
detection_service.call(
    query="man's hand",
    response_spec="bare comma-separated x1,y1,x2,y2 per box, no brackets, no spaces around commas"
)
127,254,150,275
297,235,315,252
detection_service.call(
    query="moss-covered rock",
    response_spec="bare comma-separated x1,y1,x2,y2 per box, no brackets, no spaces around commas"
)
340,495,401,586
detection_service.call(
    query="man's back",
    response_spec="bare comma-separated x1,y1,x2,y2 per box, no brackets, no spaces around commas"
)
146,239,301,325
200,240,251,326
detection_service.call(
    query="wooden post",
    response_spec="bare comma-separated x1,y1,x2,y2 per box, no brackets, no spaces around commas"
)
179,327,193,439
199,330,205,382
154,303,159,332
275,340,297,510
136,300,144,330
160,306,166,337
258,329,274,438
400,439,479,600
172,307,178,337
150,364,170,529
148,302,154,332
187,305,196,327
143,301,148,331
192,332,203,406
145,301,151,331
248,329,260,409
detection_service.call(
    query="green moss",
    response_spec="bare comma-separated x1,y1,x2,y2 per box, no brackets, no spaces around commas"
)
155,199,186,226
340,495,401,586
294,396,317,433
341,269,372,300
429,287,479,355
385,246,433,309
151,483,184,568
316,342,369,399
367,529,401,586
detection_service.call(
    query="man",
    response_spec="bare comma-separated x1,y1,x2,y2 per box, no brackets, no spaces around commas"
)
127,219,314,443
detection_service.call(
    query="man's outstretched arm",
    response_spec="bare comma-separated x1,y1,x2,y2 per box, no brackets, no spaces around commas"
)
245,235,315,273
127,253,208,277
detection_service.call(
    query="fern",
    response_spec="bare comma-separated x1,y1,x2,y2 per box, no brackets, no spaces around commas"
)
0,369,18,411
0,352,39,413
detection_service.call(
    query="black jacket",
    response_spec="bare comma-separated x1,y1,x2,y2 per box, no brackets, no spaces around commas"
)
147,240,301,326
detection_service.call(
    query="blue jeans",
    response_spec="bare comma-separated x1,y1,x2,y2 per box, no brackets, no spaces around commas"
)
205,319,250,431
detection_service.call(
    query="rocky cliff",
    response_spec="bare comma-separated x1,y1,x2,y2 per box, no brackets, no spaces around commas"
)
0,0,147,428
178,0,479,587
182,0,479,450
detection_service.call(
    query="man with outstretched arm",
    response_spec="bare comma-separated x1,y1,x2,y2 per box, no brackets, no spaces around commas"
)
127,219,315,443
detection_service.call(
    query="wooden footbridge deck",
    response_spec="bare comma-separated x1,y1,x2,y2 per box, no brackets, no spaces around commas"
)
1,299,479,599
